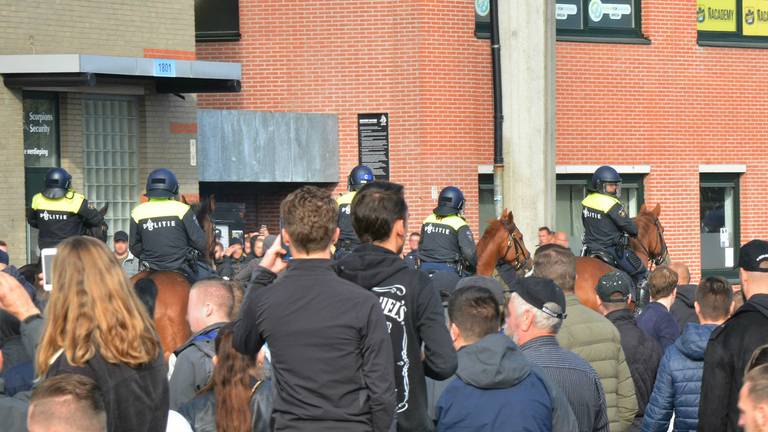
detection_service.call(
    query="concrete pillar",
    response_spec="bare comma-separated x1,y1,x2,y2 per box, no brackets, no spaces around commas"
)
499,0,556,244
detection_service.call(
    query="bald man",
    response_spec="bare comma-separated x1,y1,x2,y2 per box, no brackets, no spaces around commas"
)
553,232,570,249
668,262,698,331
28,374,107,432
169,278,234,409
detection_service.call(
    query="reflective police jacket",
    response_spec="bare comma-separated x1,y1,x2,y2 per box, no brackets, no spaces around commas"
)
28,191,104,249
418,213,477,267
129,198,207,272
581,192,638,253
336,191,360,248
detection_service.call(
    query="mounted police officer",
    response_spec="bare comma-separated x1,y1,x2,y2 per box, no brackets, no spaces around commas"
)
28,167,104,250
129,168,212,282
333,164,374,260
581,166,648,299
418,186,477,276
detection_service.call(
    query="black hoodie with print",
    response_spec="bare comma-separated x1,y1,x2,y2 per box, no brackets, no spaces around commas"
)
337,244,458,432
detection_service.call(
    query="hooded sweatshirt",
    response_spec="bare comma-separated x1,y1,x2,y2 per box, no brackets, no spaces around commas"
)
642,323,717,431
669,284,698,332
435,333,553,432
337,244,457,431
699,293,768,432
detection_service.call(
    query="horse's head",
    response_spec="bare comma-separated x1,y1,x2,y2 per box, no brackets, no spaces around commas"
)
188,195,216,265
631,203,669,266
477,208,532,276
85,204,109,243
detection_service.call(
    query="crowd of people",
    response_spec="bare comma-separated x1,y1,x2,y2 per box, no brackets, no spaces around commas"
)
0,164,768,431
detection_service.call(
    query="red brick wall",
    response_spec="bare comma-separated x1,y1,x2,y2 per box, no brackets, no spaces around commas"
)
196,0,494,237
556,0,768,281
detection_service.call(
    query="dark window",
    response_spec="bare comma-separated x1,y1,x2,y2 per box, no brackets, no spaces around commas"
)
556,0,648,44
195,0,240,42
700,173,740,280
555,173,645,255
478,174,495,233
698,0,768,47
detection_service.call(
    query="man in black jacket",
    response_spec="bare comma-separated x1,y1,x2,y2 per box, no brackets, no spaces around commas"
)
669,262,698,331
233,186,396,432
336,181,457,431
596,271,662,429
699,240,768,432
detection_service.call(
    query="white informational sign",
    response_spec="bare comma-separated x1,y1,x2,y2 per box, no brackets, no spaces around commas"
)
725,247,735,268
720,227,730,248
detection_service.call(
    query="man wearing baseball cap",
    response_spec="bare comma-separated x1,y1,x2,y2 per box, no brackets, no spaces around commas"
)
699,240,768,432
508,277,610,432
596,271,662,429
113,231,139,278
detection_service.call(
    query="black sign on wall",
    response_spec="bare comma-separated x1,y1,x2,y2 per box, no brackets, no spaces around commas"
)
358,113,389,181
557,0,584,30
23,92,59,168
474,0,491,39
586,0,634,29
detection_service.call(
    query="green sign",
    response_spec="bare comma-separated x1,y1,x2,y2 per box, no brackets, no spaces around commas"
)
23,92,59,168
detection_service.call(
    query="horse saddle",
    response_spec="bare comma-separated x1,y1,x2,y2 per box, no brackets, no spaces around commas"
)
587,250,618,267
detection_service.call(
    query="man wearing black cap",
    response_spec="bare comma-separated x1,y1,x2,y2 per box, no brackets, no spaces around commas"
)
113,231,139,277
596,271,662,429
217,237,248,280
508,277,610,432
699,240,768,432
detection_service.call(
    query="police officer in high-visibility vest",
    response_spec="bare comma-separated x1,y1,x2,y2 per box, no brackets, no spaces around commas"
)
581,165,648,297
334,165,374,260
129,168,212,281
418,186,477,276
28,168,104,250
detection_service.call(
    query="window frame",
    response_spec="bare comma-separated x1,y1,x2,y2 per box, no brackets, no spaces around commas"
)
699,173,741,281
195,0,241,42
556,0,650,44
698,0,768,47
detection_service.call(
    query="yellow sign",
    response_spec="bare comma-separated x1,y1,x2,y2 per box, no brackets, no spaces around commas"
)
697,0,737,32
743,0,768,36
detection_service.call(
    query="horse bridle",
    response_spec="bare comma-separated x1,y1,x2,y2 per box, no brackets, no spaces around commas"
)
635,217,668,268
499,219,530,272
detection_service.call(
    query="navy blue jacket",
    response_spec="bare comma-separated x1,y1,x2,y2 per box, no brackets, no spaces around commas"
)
637,302,680,350
436,333,553,432
641,323,717,432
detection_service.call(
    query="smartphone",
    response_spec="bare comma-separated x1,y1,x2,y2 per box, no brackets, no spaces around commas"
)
279,219,292,261
41,248,57,292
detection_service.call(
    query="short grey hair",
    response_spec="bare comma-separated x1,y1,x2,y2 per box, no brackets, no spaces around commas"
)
510,292,563,334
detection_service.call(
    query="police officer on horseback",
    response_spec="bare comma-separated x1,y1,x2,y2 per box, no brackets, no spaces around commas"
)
334,165,374,260
129,168,212,281
28,167,105,250
581,166,648,299
418,186,477,276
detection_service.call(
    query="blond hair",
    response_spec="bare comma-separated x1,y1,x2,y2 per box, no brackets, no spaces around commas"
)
36,236,161,377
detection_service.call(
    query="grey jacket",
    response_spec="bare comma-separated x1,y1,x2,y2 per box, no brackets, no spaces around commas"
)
169,322,226,410
119,251,140,278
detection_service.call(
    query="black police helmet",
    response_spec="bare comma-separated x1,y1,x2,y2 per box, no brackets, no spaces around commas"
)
435,186,465,216
145,168,179,198
42,168,72,199
348,165,374,191
590,166,622,195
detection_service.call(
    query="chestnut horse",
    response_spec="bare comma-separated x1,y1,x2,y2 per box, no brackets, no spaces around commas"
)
476,209,534,282
574,203,668,311
131,196,217,360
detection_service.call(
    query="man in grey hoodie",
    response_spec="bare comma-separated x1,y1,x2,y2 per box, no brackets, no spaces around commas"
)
434,284,578,432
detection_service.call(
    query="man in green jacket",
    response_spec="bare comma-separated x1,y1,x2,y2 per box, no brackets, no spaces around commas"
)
534,244,638,432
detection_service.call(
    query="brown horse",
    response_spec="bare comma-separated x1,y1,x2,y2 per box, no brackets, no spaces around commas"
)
131,195,217,360
574,203,668,311
476,208,534,279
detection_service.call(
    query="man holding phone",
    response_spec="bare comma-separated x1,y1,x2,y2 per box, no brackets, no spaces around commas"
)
233,186,395,431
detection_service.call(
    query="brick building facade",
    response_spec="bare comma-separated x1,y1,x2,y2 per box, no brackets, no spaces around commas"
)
196,0,765,281
0,1,239,263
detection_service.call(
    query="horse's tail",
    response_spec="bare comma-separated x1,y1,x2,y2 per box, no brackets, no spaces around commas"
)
134,277,158,317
